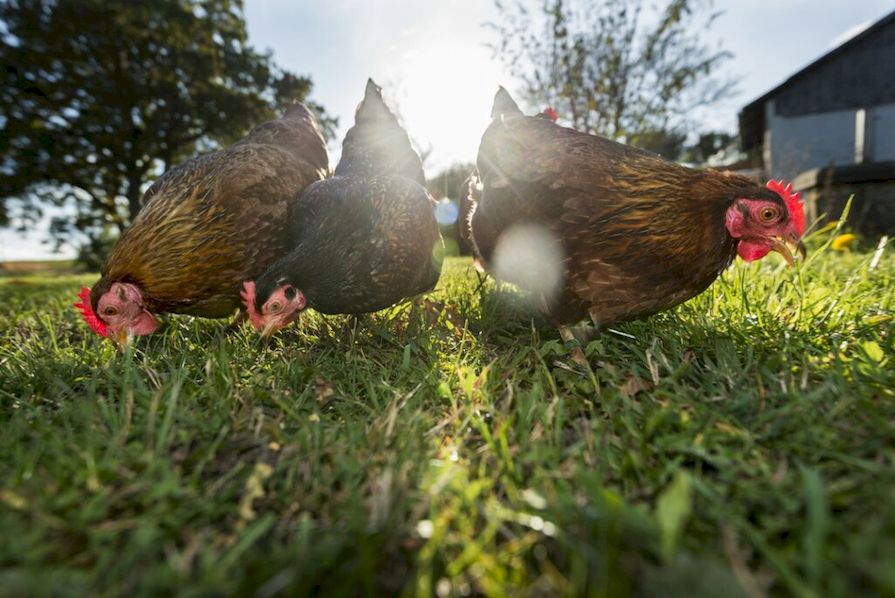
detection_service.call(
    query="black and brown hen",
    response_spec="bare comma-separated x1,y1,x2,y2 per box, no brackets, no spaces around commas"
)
242,79,442,337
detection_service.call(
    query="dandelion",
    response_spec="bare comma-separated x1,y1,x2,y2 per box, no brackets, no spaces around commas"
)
831,233,857,251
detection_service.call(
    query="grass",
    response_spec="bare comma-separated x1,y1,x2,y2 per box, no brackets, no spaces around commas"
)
0,226,893,596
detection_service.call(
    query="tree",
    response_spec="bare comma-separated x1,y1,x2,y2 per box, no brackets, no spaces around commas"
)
487,0,735,147
681,131,737,165
627,129,687,161
0,0,334,253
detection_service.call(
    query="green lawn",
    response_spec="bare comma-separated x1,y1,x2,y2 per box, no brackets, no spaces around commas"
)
1,228,893,596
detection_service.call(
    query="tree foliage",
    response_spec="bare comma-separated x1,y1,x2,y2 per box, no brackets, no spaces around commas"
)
487,0,735,145
0,0,333,251
627,129,687,161
681,131,737,165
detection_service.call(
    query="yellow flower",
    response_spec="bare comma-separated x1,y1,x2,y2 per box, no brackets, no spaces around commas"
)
831,234,857,251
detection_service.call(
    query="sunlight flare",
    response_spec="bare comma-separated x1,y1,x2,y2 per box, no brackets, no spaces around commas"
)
492,224,565,304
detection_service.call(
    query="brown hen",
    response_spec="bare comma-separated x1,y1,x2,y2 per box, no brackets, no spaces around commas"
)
76,102,329,344
464,88,806,361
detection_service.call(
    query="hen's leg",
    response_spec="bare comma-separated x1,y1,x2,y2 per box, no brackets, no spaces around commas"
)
558,325,587,368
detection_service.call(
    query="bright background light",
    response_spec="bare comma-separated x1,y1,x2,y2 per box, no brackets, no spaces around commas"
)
2,0,892,260
245,0,505,171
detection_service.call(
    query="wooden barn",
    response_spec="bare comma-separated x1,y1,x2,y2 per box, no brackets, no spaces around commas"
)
739,9,895,235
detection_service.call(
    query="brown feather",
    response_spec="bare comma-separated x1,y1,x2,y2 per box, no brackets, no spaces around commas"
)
91,102,329,317
469,91,787,326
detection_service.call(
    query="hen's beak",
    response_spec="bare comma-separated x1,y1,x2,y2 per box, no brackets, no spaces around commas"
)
260,320,281,341
111,327,130,351
769,235,807,266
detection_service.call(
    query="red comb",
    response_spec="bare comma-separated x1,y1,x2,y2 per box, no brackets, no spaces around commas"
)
542,107,558,122
767,179,805,236
241,281,264,331
74,286,109,337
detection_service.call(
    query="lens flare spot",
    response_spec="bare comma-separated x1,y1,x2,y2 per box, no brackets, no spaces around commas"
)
416,519,434,539
493,224,564,303
434,198,459,226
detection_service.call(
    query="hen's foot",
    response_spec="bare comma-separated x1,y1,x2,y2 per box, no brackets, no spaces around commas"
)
558,325,588,370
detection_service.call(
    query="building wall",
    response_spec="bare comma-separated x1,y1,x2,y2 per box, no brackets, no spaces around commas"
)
873,104,895,160
767,101,895,180
740,15,895,160
767,101,856,179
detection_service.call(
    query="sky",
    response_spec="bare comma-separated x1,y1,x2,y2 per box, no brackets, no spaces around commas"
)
2,0,893,261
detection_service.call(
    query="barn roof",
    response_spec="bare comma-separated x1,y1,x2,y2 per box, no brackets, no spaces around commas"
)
739,9,895,153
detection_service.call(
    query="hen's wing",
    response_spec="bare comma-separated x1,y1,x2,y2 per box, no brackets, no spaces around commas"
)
471,114,574,267
283,174,441,314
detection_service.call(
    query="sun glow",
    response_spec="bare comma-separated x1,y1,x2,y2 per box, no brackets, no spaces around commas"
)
378,39,505,172
246,0,509,180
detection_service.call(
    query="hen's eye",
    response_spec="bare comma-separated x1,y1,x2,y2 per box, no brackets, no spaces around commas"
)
267,301,283,314
103,306,118,316
760,207,778,222
284,286,296,301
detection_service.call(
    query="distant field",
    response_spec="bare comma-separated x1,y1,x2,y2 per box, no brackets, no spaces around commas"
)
1,230,893,595
0,259,80,278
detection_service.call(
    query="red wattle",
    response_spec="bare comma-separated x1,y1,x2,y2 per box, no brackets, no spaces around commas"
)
737,240,771,262
241,281,264,331
74,286,109,337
